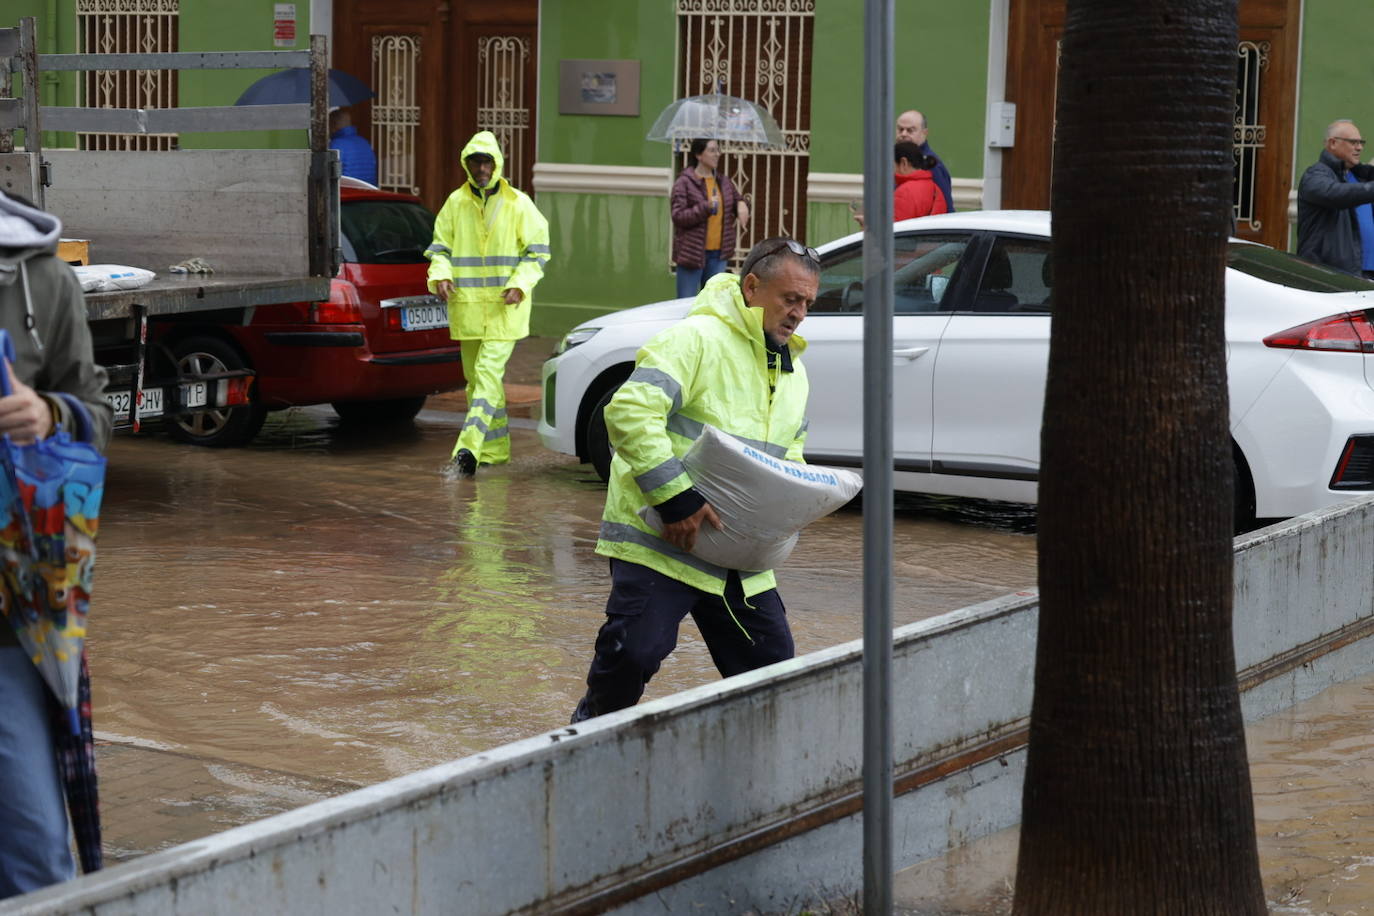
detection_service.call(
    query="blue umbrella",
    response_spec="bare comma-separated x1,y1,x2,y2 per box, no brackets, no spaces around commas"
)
234,68,376,107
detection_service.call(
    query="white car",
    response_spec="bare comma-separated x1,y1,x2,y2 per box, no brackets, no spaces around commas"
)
537,210,1374,527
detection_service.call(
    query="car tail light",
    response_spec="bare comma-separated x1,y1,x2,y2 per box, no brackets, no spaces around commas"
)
311,279,364,324
218,376,253,407
1264,311,1374,352
1331,435,1374,490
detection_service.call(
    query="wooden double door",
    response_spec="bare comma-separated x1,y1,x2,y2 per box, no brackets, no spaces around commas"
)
333,0,537,213
1002,0,1300,250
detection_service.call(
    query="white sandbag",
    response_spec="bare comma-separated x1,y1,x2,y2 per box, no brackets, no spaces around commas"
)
73,264,156,293
639,424,863,571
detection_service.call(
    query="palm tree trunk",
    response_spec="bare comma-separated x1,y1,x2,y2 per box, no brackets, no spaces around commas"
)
1012,1,1265,912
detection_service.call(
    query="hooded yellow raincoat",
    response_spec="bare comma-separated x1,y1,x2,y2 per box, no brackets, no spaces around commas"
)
595,271,810,598
425,131,550,340
426,131,550,463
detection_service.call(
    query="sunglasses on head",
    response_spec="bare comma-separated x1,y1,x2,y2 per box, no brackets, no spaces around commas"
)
743,238,820,276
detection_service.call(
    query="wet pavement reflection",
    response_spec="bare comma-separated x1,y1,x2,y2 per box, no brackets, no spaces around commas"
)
894,670,1374,914
90,404,1038,842
87,404,1374,904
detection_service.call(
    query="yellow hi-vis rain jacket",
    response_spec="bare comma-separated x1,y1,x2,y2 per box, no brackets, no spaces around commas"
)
595,271,810,598
425,131,551,340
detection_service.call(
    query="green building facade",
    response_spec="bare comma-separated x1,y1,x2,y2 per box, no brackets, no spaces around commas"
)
9,0,317,152
6,2,1372,337
533,0,1374,336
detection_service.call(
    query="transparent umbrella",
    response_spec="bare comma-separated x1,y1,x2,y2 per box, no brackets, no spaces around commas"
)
646,93,785,149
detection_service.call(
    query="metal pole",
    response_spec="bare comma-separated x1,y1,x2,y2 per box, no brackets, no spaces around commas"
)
307,33,332,277
18,17,44,208
861,0,894,912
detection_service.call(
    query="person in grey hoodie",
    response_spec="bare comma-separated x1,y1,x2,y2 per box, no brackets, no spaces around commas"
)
0,188,111,899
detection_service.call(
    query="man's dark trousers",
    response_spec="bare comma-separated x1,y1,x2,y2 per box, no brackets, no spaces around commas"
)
571,558,795,722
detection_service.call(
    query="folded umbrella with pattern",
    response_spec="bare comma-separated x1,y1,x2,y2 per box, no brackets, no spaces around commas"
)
0,330,107,736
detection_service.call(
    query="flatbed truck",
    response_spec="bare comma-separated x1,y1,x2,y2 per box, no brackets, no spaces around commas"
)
0,17,339,439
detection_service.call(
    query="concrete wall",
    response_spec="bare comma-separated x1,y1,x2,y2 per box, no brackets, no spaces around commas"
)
8,497,1374,915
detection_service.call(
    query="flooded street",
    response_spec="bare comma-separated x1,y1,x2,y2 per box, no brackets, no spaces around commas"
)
894,670,1374,915
79,399,1374,908
89,402,1038,855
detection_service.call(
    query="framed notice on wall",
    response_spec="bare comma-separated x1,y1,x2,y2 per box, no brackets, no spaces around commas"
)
274,3,297,48
558,59,641,116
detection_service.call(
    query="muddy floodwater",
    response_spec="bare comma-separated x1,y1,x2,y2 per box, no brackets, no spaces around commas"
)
91,408,1037,788
894,670,1374,914
79,404,1374,907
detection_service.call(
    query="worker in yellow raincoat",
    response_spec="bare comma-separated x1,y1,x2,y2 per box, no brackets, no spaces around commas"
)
426,131,551,478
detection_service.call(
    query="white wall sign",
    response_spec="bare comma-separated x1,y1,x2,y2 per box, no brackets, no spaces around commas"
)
274,3,297,48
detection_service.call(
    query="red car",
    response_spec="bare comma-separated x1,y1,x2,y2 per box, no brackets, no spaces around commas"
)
161,179,462,446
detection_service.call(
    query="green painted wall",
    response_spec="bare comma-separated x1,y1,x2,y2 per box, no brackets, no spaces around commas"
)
1296,0,1374,171
9,3,80,149
8,2,318,151
808,200,860,250
177,1,316,151
535,1,992,176
536,0,677,167
809,2,990,181
535,1,680,329
534,190,676,330
532,1,995,334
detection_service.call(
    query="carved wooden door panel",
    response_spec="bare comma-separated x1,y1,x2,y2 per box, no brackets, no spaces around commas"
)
333,1,537,212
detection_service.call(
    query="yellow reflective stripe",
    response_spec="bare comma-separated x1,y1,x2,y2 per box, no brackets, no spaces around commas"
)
663,414,789,458
625,367,683,414
599,521,750,578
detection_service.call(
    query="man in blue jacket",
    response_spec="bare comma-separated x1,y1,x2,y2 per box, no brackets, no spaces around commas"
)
897,109,954,213
1297,120,1374,278
328,107,378,186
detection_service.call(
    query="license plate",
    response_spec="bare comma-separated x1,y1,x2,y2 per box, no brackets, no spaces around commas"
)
106,390,131,418
181,381,208,409
106,387,172,419
401,303,448,331
137,386,163,417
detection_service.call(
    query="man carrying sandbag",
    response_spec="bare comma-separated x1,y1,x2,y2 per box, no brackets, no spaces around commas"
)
570,237,819,723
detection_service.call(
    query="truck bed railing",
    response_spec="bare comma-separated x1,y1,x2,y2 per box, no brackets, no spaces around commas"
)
0,18,338,278
0,16,341,437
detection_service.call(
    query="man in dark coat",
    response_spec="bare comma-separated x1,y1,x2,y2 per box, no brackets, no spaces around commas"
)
896,109,955,214
1297,120,1374,278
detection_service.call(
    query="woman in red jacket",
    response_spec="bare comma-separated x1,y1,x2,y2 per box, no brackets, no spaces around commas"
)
670,138,750,299
893,141,949,222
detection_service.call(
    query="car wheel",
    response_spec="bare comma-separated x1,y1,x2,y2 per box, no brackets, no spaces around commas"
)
165,335,266,448
332,397,427,426
1233,445,1257,534
586,385,620,482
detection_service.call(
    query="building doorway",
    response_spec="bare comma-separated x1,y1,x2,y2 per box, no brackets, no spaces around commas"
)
333,1,537,213
675,1,814,267
1001,0,1299,250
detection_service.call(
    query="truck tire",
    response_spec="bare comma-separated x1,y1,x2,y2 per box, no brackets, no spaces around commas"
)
331,396,427,426
166,335,266,448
